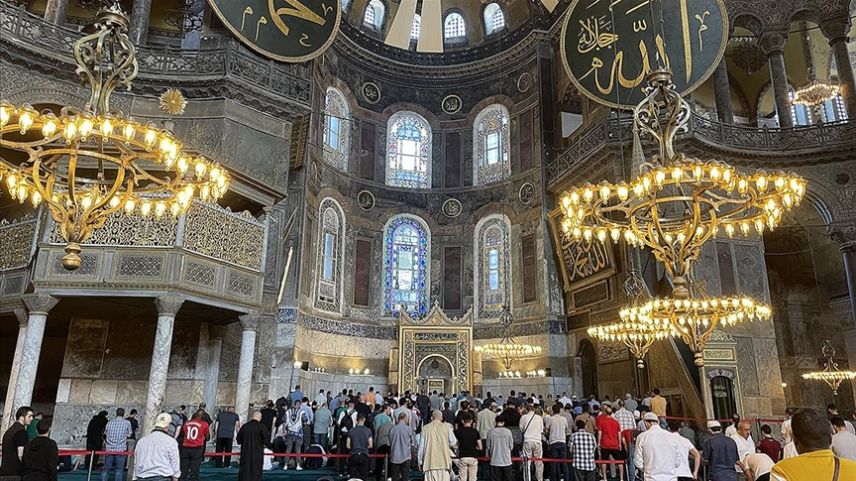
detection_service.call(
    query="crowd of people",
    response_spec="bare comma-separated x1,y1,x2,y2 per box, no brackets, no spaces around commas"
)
1,387,856,481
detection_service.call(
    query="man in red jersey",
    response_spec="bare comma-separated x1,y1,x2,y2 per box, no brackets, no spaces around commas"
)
180,409,211,481
596,404,625,481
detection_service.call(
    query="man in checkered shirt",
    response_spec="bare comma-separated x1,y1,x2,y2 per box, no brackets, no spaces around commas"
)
102,408,132,481
568,419,597,481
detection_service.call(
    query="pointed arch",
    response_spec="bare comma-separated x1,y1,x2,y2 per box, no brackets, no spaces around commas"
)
473,104,511,184
483,3,505,36
315,198,346,313
386,111,432,188
474,214,512,319
322,87,350,170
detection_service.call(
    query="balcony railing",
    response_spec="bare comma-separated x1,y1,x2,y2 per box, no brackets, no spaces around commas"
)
547,112,856,187
0,1,310,105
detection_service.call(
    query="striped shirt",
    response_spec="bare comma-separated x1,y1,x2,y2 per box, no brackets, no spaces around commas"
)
105,417,132,451
613,408,636,432
568,431,597,471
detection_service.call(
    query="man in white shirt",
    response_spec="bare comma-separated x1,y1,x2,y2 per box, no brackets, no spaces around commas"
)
668,420,700,481
831,416,856,461
742,453,774,481
133,413,180,480
779,408,794,445
634,412,681,481
520,403,545,481
558,393,572,408
731,420,756,478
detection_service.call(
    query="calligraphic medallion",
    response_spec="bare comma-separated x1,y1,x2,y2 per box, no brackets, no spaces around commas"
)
560,0,728,109
442,95,462,114
362,82,381,104
207,0,340,63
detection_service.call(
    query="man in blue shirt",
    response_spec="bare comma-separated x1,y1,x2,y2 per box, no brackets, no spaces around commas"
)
290,385,304,405
702,420,741,481
102,408,132,481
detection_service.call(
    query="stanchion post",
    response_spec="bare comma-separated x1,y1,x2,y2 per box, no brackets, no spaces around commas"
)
383,453,389,481
86,450,95,481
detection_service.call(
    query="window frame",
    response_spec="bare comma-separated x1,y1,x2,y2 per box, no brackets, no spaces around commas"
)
385,111,432,189
315,198,346,313
443,11,467,46
383,214,431,317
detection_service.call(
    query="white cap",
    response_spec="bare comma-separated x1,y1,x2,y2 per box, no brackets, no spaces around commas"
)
707,420,722,429
155,413,172,429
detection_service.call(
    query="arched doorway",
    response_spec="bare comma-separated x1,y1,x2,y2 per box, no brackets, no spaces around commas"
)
417,355,454,395
578,339,598,397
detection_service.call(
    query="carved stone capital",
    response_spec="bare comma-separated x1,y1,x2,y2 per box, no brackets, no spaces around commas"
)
758,31,788,56
239,311,261,331
154,294,185,317
819,16,852,43
22,294,59,315
830,224,856,252
13,308,28,328
209,324,227,340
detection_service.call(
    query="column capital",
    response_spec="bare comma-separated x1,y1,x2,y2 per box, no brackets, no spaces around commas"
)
819,16,852,43
239,311,260,331
830,225,856,252
155,294,185,316
22,294,59,315
758,31,788,56
13,308,28,327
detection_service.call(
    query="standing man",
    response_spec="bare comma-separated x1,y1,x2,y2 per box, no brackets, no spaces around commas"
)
346,414,373,480
634,412,681,481
453,412,482,481
779,409,794,446
282,399,307,470
596,404,624,481
133,413,180,481
389,413,416,481
520,402,544,481
179,410,210,481
771,408,856,480
126,410,140,453
731,420,756,480
831,416,856,461
313,401,333,448
669,420,701,481
22,418,59,481
568,419,597,481
85,411,109,469
757,425,781,462
236,411,270,481
374,409,394,481
2,406,35,478
101,408,132,481
418,410,457,481
486,415,513,481
613,400,636,433
258,401,277,440
702,420,741,481
544,404,569,481
290,385,304,406
26,413,43,441
213,406,240,468
650,389,667,420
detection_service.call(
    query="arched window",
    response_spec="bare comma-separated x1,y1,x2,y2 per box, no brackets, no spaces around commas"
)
473,104,511,184
483,3,505,35
386,111,432,188
821,93,848,122
444,12,466,43
315,198,345,313
411,14,421,42
383,215,430,316
475,215,511,319
322,87,349,170
364,0,385,30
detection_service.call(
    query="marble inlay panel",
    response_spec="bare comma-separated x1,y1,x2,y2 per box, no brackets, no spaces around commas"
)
68,379,92,405
101,317,154,379
52,404,144,446
735,337,760,397
167,319,200,380
734,243,769,302
218,323,242,382
116,381,148,405
61,319,108,378
165,381,196,405
89,380,118,404
216,382,237,407
295,326,393,358
753,337,785,397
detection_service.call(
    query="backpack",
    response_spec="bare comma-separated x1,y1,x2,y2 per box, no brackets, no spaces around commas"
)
339,409,354,432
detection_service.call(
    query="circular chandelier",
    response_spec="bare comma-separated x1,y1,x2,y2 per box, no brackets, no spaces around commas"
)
621,291,772,366
588,269,676,369
792,80,839,107
0,3,229,270
474,305,542,371
802,340,856,398
558,70,806,296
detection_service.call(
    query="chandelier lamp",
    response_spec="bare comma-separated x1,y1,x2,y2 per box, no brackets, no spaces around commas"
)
475,305,542,371
588,270,676,369
802,340,856,399
0,3,229,270
792,80,839,107
558,70,807,298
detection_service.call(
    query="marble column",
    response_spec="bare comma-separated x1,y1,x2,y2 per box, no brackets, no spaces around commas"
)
128,0,153,46
760,32,794,128
1,309,29,434
204,325,226,413
141,295,185,435
831,227,856,404
12,294,59,413
713,59,734,124
43,0,68,25
235,312,259,422
821,18,856,118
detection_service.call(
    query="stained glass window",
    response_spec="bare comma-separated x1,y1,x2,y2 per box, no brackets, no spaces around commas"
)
386,112,432,188
411,14,421,42
384,215,430,316
364,0,385,30
476,215,510,318
444,12,466,42
474,104,510,184
483,3,505,35
822,93,848,122
323,87,349,171
315,198,345,313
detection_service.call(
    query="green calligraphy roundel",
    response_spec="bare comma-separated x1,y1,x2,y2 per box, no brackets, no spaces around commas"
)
208,0,340,63
560,0,728,109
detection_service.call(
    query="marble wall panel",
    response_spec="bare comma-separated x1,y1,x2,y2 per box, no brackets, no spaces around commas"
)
253,316,275,384
67,379,92,405
218,323,242,382
295,325,394,358
52,404,143,447
100,317,154,379
735,336,760,397
167,319,201,380
250,382,269,406
116,381,148,405
216,382,237,407
61,318,108,378
88,380,118,404
752,337,785,398
165,380,196,405
734,242,770,302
